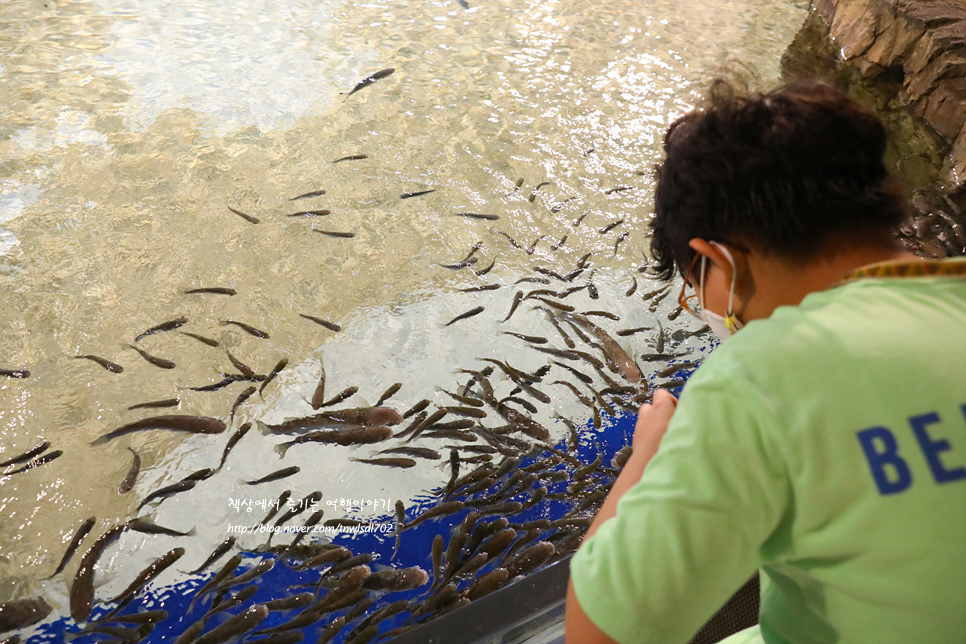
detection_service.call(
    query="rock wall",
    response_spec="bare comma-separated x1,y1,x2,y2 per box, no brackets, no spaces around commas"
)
782,0,966,258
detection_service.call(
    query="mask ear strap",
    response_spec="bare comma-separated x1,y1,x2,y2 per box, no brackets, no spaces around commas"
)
712,242,744,332
698,254,708,312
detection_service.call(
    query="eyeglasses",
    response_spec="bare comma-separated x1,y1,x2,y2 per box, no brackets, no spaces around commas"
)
678,252,704,318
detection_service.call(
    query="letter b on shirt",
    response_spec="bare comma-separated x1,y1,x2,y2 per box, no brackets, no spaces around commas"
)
857,427,912,495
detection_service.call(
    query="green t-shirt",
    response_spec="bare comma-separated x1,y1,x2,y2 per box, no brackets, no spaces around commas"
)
570,262,966,644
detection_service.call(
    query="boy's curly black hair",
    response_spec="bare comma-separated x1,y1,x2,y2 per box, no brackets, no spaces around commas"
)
649,79,908,280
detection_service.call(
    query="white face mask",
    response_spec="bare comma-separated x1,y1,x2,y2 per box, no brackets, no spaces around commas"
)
697,241,744,341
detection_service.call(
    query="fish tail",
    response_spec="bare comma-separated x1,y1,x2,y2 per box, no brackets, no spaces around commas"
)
186,527,197,537
254,420,272,437
89,435,110,447
273,443,290,458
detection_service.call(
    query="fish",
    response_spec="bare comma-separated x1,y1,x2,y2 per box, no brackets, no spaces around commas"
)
532,296,575,312
614,230,629,254
0,368,30,378
375,382,402,406
193,604,268,644
111,547,186,606
572,213,589,227
92,415,226,446
219,319,270,338
261,491,292,525
350,457,417,469
656,361,699,378
243,466,301,485
185,374,254,392
431,535,444,585
124,344,175,369
117,447,141,494
293,546,351,571
137,479,199,510
219,422,252,470
187,553,242,613
526,235,545,254
290,190,326,200
459,283,500,293
274,426,393,456
333,154,368,162
259,359,289,398
494,230,522,249
550,234,568,250
668,305,684,320
189,537,237,575
88,609,169,626
134,317,188,342
439,258,478,269
466,568,509,600
455,213,499,221
391,500,406,561
266,406,400,433
229,386,257,423
319,385,359,407
505,541,555,578
616,326,652,336
0,597,52,633
127,398,180,411
582,310,620,321
72,355,123,373
0,441,50,468
649,288,671,312
180,331,219,347
201,585,259,621
403,501,466,530
502,291,524,323
604,186,633,195
341,68,395,101
214,559,275,593
228,206,260,224
263,593,315,612
3,450,62,475
444,306,484,326
515,276,549,285
184,287,236,295
564,313,640,383
286,209,331,217
309,359,326,410
46,517,96,579
314,229,355,239
70,523,127,622
400,189,436,199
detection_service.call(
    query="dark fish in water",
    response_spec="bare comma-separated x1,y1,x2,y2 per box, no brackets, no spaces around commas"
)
649,288,671,312
263,593,315,612
111,547,186,605
135,316,188,342
494,230,522,249
402,399,430,418
314,229,355,239
228,206,260,224
183,467,216,483
502,290,524,323
290,190,326,200
403,501,465,530
320,385,358,408
70,523,127,622
219,422,251,470
184,287,236,295
0,441,50,468
274,426,393,456
379,446,440,459
439,388,484,407
266,406,401,433
189,537,237,574
188,553,243,613
185,374,253,392
88,609,169,626
3,450,62,475
202,585,259,621
550,234,568,250
333,154,368,162
614,230,629,254
400,189,435,199
73,355,123,373
455,213,499,221
125,344,175,369
572,213,589,227
439,258,478,269
0,597,52,633
261,491,291,526
287,209,331,217
260,359,289,398
342,68,395,101
180,331,219,347
225,350,257,378
514,276,550,285
46,517,96,579
459,283,500,293
214,559,275,593
230,386,257,422
582,310,620,320
220,319,270,338
444,306,484,326
350,457,416,469
431,535,443,585
604,186,633,195
293,546,351,571
375,382,402,406
92,415,225,446
299,314,340,332
467,568,509,601
273,491,322,530
657,361,699,378
306,359,327,411
244,466,300,485
598,219,624,234
526,235,545,254
138,479,198,511
456,0,470,8
625,276,638,296
474,257,497,276
501,331,547,344
616,326,652,336
128,398,180,411
118,447,141,494
667,305,684,320
194,604,268,644
0,368,29,378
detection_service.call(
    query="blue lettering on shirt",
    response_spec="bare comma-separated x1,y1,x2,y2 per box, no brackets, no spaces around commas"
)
910,411,966,484
857,427,912,495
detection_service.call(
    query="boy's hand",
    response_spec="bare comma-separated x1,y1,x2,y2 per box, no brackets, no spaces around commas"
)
632,389,678,459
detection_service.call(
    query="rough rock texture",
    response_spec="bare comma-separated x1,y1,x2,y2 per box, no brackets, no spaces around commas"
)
782,0,966,258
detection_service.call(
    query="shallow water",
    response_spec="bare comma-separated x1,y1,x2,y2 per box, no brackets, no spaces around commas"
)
0,0,808,639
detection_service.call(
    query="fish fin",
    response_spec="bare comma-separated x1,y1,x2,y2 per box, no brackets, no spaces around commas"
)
254,420,272,436
186,527,197,537
273,444,289,459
